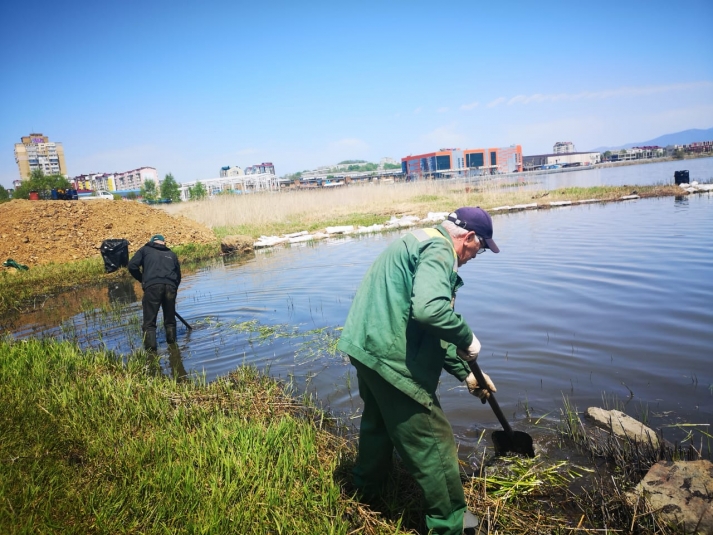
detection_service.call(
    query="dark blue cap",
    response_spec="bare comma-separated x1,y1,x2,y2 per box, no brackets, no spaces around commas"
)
447,207,500,253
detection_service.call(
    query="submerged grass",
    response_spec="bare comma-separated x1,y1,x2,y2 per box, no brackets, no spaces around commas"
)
0,241,221,318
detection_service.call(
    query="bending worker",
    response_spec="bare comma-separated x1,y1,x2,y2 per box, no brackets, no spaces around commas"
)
337,207,499,535
128,234,181,351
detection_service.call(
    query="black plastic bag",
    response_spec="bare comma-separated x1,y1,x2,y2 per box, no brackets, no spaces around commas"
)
100,239,130,273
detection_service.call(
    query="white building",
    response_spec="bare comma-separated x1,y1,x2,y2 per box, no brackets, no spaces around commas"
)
72,167,158,192
179,173,280,201
553,141,575,154
220,166,245,177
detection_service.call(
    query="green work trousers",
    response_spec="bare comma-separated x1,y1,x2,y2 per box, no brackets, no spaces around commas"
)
350,358,467,535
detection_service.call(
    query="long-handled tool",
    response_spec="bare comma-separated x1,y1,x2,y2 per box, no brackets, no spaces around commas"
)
175,311,193,331
469,360,535,457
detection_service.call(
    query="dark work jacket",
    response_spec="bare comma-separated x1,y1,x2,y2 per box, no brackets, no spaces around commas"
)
128,242,181,290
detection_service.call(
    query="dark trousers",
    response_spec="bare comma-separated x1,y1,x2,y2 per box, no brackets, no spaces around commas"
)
142,284,177,332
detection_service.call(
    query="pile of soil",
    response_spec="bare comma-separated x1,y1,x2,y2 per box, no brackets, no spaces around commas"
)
0,200,216,267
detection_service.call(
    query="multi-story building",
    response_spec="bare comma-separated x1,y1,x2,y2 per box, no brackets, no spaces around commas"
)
401,145,523,180
245,162,275,175
71,167,157,192
220,166,245,177
553,141,575,154
14,133,67,179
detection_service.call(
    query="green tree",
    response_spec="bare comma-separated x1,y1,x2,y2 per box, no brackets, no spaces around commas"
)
0,184,9,202
603,151,612,160
383,163,402,170
160,173,181,202
12,169,71,199
189,181,207,200
140,179,158,201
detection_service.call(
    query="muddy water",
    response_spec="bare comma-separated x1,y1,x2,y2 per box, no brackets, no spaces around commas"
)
11,173,713,460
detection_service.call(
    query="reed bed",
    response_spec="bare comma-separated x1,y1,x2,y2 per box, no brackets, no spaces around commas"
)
161,181,682,239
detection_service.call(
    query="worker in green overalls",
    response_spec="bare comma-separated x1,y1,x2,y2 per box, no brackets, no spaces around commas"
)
337,207,500,535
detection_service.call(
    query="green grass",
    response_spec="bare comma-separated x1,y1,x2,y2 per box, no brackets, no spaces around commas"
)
0,337,366,534
0,242,221,316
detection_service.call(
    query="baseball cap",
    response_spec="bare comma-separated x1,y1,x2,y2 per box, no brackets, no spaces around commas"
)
150,234,165,243
447,207,500,253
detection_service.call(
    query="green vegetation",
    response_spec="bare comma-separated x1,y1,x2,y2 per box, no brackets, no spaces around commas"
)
0,184,9,202
12,169,71,199
189,180,208,200
0,337,363,534
160,173,182,202
139,178,158,201
0,242,220,316
383,163,402,170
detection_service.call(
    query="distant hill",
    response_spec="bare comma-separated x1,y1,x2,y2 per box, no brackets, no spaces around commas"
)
590,128,713,152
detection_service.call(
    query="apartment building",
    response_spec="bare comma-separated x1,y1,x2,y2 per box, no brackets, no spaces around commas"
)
553,141,575,154
71,167,158,192
14,133,67,179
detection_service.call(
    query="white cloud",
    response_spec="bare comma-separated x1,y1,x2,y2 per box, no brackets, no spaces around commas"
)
437,107,449,113
505,81,713,106
487,97,506,108
413,107,422,114
460,101,479,111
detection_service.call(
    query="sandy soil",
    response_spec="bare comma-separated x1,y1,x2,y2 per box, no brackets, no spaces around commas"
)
0,199,216,267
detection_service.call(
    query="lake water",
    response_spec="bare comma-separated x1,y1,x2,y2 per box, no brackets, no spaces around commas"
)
10,159,713,457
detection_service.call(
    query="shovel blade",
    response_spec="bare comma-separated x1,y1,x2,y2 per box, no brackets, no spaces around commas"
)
492,430,535,458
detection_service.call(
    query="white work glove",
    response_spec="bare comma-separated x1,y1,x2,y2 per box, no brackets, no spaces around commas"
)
465,371,496,400
456,335,481,362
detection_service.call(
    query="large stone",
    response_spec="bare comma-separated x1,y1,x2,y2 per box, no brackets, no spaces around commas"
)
628,460,713,533
585,407,659,447
220,235,253,255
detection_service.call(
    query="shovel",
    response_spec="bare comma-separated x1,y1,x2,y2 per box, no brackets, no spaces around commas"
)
468,360,535,457
175,311,193,331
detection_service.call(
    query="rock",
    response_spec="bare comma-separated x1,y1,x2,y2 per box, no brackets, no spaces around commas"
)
585,408,659,447
220,235,253,255
628,460,713,534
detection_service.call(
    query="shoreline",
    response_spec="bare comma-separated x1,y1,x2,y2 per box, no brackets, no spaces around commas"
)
1,182,710,316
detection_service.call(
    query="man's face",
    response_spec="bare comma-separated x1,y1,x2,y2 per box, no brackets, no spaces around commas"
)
457,231,482,266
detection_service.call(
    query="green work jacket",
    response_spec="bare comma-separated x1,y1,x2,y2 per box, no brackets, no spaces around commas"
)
337,225,474,410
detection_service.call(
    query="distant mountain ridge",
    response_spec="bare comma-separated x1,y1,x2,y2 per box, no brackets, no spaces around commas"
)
590,128,713,152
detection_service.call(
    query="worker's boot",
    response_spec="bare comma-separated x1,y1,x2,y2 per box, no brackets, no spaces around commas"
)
143,329,157,352
463,510,480,535
165,325,177,345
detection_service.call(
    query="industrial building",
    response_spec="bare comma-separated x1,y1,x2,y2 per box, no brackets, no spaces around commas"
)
401,145,523,180
14,133,67,179
522,152,601,170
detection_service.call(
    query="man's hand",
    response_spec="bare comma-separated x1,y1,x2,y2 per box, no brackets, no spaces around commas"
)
465,371,496,400
456,335,481,362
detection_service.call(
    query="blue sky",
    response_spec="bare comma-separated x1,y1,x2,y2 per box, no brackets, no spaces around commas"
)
1,0,712,188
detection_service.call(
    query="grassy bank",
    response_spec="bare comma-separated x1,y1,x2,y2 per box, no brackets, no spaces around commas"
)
0,242,220,316
1,337,697,534
162,182,685,239
0,337,362,534
0,182,690,317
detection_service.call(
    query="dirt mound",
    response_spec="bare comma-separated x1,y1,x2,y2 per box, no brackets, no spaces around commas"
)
0,200,216,267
